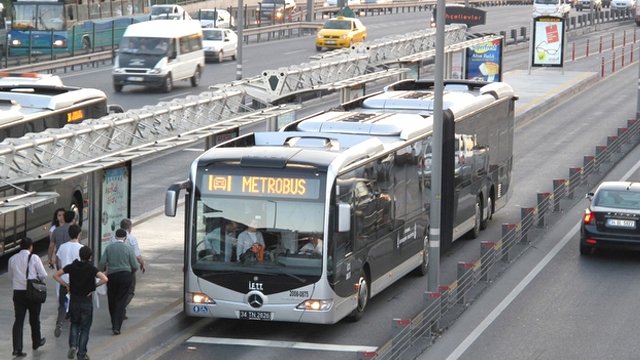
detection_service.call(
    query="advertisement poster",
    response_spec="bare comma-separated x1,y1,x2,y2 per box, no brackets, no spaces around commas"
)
465,38,503,82
449,50,464,79
532,16,565,67
100,164,130,249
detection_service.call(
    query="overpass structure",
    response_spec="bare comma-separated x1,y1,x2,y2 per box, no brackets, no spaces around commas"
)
0,24,477,189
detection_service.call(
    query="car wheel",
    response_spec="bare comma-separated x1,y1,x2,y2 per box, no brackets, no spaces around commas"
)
580,242,593,255
190,66,201,87
217,50,224,63
232,51,237,61
315,46,322,51
162,74,173,93
348,270,369,322
113,83,123,93
82,36,91,50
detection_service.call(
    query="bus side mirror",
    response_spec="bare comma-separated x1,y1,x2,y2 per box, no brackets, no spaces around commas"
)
338,203,351,232
165,180,190,217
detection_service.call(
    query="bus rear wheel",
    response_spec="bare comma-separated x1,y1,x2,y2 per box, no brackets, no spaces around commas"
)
349,270,369,322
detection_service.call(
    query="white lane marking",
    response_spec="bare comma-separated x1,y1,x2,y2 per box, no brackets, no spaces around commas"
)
446,157,640,360
186,336,378,353
284,49,307,55
184,148,204,152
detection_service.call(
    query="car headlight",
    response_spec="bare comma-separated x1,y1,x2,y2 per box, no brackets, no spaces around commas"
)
53,39,66,47
296,299,333,311
10,39,22,47
340,34,348,39
113,68,124,73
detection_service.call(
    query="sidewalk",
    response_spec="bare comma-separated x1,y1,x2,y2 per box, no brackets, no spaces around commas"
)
0,67,599,360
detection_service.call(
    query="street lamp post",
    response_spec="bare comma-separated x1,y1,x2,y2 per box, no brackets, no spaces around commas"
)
236,0,244,80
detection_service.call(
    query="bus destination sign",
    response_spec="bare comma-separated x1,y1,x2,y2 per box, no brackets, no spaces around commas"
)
205,174,321,199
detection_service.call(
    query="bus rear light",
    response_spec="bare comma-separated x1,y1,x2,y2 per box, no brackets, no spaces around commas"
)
189,292,215,304
296,299,333,311
583,209,595,224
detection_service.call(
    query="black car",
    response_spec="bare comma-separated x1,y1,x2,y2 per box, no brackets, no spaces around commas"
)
580,181,640,255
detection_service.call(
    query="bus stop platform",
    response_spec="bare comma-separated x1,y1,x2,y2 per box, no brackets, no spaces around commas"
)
0,67,599,360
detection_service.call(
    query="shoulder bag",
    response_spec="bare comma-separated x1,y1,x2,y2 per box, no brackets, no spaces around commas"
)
26,254,47,303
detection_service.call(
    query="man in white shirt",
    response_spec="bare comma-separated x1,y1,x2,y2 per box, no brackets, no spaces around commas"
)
54,224,84,338
9,237,48,357
298,233,323,256
236,219,265,262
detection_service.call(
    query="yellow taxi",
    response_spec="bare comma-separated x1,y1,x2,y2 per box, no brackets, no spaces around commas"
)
315,16,367,51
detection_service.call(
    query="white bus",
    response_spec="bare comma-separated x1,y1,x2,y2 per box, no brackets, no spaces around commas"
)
165,80,517,323
0,75,116,256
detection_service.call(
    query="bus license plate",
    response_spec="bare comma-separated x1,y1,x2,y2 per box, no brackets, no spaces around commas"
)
128,76,144,82
607,219,635,228
239,310,272,321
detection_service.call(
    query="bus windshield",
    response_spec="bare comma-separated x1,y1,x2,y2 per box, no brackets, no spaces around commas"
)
193,189,325,277
13,3,65,31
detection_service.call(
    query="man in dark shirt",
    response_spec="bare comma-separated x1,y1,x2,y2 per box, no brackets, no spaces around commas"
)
54,246,108,360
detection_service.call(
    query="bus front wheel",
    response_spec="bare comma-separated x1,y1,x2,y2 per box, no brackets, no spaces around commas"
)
349,270,369,322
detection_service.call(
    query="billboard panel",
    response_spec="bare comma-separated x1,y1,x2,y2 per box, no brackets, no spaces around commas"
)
532,16,565,67
465,38,503,82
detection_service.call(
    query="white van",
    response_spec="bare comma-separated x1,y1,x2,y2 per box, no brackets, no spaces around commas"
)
112,20,204,93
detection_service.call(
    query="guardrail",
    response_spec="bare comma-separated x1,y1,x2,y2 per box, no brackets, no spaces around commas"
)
364,117,640,360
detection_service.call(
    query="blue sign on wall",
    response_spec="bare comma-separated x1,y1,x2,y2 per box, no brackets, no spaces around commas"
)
465,38,503,82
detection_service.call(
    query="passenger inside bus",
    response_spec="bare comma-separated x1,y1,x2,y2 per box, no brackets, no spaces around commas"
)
298,233,322,256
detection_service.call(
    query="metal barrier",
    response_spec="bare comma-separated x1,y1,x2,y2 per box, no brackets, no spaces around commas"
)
361,118,640,359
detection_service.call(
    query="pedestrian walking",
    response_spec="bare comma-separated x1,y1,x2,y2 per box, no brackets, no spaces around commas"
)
8,238,47,357
119,218,146,319
99,229,138,335
47,208,66,266
53,246,108,360
54,224,84,337
48,208,72,268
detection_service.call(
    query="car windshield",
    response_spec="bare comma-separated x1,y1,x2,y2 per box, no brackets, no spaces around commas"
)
594,189,640,210
324,20,352,30
204,30,223,40
199,11,218,20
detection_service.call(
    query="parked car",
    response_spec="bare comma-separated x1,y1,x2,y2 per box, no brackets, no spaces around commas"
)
610,0,634,10
533,0,571,17
193,9,235,28
580,181,640,255
150,4,191,20
257,0,297,23
576,0,602,11
202,28,238,63
315,16,367,51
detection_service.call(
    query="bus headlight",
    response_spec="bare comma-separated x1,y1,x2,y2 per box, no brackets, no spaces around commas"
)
189,292,215,304
296,299,333,311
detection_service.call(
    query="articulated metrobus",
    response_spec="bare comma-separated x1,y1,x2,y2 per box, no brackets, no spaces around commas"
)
0,73,116,256
165,80,516,323
9,0,146,55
